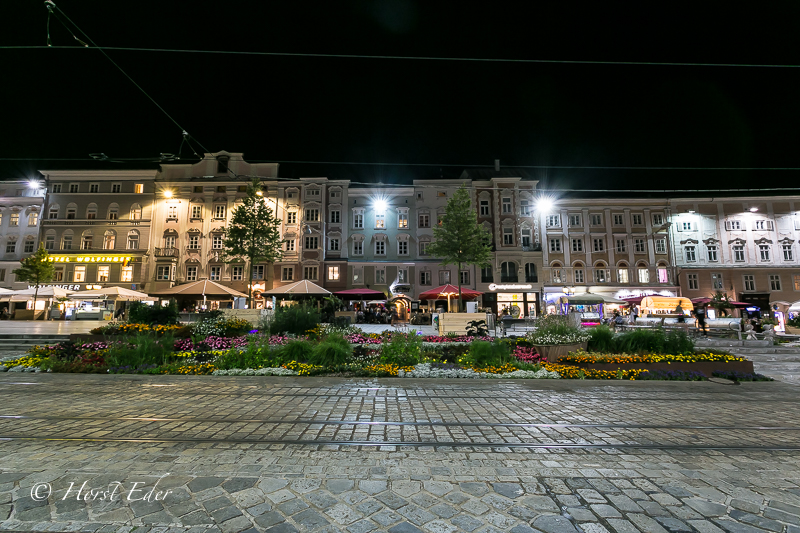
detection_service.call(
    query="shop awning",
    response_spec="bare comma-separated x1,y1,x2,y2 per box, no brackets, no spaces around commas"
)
557,293,606,305
690,297,751,308
69,287,152,301
0,286,76,300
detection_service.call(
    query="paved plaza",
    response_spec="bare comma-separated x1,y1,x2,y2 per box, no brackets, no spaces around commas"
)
1,374,799,533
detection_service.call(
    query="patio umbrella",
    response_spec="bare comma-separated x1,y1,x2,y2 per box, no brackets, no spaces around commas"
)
69,287,152,301
2,286,75,300
151,279,248,309
418,284,482,312
262,280,331,295
333,288,387,299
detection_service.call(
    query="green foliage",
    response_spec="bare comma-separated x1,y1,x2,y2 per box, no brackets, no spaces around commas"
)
222,177,283,307
105,333,175,368
276,339,315,364
12,245,54,312
379,332,423,367
787,315,800,327
464,341,510,367
613,328,695,355
709,291,734,317
128,301,180,325
466,319,489,337
309,333,353,367
214,346,273,370
425,185,492,310
193,315,251,337
587,325,616,352
270,304,320,336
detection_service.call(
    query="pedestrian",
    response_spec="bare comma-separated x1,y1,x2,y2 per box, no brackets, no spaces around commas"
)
695,307,707,337
632,305,639,323
675,304,685,323
613,311,625,331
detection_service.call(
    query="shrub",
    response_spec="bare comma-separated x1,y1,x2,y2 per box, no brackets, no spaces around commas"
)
613,328,695,355
464,341,510,368
104,333,175,368
309,333,353,367
128,300,180,325
193,315,252,337
214,346,274,370
270,304,320,336
275,339,315,364
587,325,616,352
380,332,423,367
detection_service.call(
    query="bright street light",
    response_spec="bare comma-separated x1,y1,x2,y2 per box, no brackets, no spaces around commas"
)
374,199,387,212
163,190,173,198
28,180,40,189
535,196,554,213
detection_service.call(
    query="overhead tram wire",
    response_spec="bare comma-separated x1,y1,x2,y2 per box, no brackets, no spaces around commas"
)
6,45,800,69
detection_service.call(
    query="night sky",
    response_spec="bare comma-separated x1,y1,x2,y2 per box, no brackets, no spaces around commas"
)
3,1,800,192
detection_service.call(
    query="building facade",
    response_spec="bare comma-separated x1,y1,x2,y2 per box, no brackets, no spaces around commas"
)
539,199,678,311
37,170,158,291
0,180,45,289
669,196,800,319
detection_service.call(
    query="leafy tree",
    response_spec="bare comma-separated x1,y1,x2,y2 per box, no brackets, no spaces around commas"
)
222,177,283,307
426,185,492,311
12,244,54,318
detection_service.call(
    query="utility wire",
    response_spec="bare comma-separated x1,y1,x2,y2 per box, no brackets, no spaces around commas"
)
5,45,800,69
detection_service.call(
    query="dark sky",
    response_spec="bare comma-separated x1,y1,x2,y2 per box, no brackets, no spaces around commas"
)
3,1,800,191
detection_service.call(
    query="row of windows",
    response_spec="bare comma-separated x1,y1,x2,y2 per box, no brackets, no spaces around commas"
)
52,183,145,194
545,213,665,228
686,273,799,292
549,266,670,285
43,230,140,251
49,265,134,283
478,198,532,216
0,212,38,227
684,244,794,263
48,203,144,221
3,237,37,254
549,237,667,254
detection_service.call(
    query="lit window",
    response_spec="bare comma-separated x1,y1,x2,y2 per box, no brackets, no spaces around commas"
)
134,183,144,194
638,267,650,283
398,211,408,229
130,204,142,220
98,266,110,282
9,213,19,226
375,212,385,229
103,232,116,250
81,234,93,250
27,212,38,226
618,268,629,284
127,232,139,250
328,266,340,280
73,266,86,282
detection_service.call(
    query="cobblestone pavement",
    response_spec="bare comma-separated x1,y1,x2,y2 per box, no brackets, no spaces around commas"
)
1,375,800,533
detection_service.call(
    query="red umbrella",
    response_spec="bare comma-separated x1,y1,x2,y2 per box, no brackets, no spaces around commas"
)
418,284,482,300
333,288,387,299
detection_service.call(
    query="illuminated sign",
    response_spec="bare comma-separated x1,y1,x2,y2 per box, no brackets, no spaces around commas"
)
488,283,532,291
48,256,133,263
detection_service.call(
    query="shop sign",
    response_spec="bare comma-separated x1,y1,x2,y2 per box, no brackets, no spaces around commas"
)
48,255,133,263
613,289,675,299
488,283,532,291
30,284,83,290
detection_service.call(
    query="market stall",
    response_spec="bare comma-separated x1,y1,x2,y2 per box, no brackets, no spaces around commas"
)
0,286,76,320
556,293,624,324
68,287,153,321
641,296,694,317
151,279,248,312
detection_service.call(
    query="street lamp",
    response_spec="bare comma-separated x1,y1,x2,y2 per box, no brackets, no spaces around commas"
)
163,190,173,198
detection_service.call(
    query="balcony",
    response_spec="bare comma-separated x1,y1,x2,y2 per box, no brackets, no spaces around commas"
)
154,247,179,258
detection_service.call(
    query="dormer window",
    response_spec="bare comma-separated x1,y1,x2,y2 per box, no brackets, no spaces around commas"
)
216,156,229,174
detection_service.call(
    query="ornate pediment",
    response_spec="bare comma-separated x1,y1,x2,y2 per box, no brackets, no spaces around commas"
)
753,237,773,245
679,238,699,245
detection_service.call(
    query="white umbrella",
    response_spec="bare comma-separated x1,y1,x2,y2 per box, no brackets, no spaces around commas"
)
69,287,151,301
5,286,75,298
788,300,800,313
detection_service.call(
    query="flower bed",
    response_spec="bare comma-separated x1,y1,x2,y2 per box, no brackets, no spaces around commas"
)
554,350,754,377
559,351,745,364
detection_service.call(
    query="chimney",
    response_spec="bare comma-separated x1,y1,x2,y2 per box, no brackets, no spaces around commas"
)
494,159,500,172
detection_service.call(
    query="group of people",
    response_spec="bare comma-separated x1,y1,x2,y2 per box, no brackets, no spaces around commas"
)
356,306,394,324
608,305,709,337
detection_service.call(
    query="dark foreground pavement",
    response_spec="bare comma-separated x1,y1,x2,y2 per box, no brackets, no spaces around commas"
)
1,374,799,533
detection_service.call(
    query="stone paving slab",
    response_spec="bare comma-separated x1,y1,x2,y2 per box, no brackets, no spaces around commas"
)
1,374,799,532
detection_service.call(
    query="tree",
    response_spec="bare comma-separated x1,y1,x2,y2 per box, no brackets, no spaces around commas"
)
222,177,283,308
426,185,493,312
12,245,54,319
709,291,734,317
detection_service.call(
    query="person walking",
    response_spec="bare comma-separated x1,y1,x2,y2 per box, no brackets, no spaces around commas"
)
695,307,707,337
